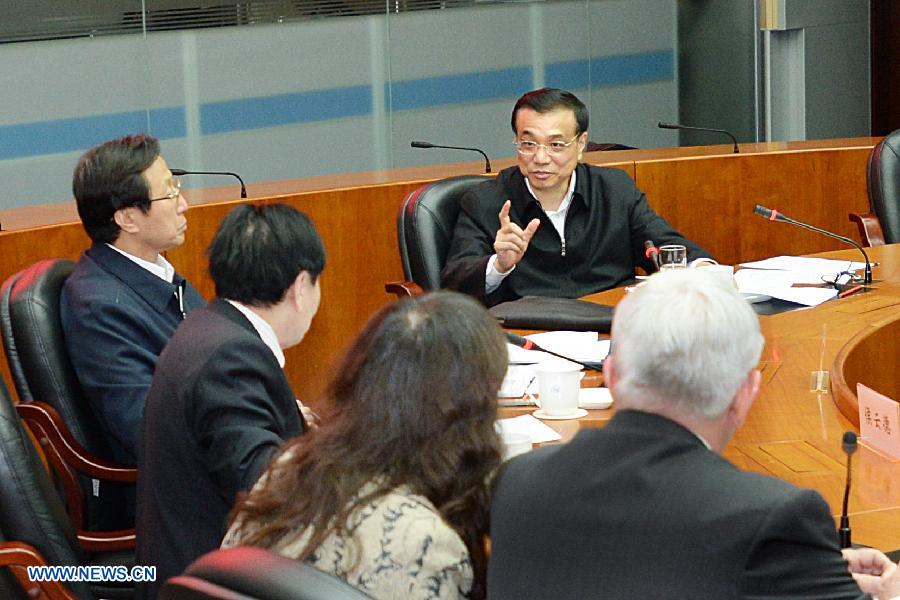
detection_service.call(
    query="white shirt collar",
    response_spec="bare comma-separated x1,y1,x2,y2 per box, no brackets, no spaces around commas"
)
106,243,175,283
225,300,286,368
525,170,577,214
692,430,712,450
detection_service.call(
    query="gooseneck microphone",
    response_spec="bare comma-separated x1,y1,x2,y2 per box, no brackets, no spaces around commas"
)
658,121,739,154
644,240,661,272
410,141,492,174
752,205,872,284
506,333,604,371
839,431,858,549
171,169,248,199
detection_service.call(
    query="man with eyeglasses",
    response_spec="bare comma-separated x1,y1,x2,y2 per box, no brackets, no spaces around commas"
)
60,134,205,478
442,87,713,306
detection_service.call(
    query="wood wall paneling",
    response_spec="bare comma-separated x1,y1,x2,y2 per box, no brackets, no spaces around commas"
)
633,147,873,266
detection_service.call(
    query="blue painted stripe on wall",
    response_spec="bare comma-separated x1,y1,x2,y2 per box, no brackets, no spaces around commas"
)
0,107,186,161
149,107,189,140
0,50,672,161
388,66,533,112
593,50,673,86
546,59,591,90
200,85,372,135
546,50,674,90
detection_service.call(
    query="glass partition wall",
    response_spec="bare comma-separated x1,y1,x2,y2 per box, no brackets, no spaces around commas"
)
0,0,682,208
1,0,871,209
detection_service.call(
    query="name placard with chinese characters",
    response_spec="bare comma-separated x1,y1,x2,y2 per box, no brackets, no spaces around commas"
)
857,383,900,460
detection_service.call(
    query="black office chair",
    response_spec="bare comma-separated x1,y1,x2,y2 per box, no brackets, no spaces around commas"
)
0,378,134,599
384,175,614,331
0,259,136,532
850,129,900,246
160,547,370,600
385,175,488,297
585,141,637,152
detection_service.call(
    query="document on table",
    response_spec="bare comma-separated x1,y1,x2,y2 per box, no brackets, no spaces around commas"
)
498,364,538,398
506,331,611,364
495,414,562,443
739,256,866,274
734,268,837,306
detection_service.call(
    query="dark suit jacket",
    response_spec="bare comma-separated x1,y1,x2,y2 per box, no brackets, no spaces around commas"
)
59,242,205,464
135,299,304,599
488,410,867,599
441,164,711,306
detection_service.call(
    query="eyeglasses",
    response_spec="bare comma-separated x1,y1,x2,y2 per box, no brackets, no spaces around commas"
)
149,177,182,203
820,271,863,288
513,135,581,156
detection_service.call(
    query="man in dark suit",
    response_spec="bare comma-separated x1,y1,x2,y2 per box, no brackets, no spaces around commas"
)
488,269,900,599
442,88,713,306
60,134,205,466
135,204,325,599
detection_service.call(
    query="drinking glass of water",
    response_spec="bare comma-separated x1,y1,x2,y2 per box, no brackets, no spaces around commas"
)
659,245,687,270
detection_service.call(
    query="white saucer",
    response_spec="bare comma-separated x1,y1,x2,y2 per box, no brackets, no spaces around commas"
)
533,408,588,420
578,387,613,410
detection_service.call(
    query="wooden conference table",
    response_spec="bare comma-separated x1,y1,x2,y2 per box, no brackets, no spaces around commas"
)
499,244,900,551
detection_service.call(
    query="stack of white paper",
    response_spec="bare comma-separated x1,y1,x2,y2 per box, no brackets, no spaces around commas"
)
734,269,837,306
495,414,562,443
507,331,611,364
739,256,866,273
735,256,863,306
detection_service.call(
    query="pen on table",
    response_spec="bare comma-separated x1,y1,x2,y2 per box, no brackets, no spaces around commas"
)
838,284,865,299
523,376,537,404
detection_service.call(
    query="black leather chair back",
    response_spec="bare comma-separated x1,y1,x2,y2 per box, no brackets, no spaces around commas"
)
0,259,129,530
0,259,109,456
160,547,370,600
0,380,92,599
586,141,637,152
868,129,900,244
398,175,488,290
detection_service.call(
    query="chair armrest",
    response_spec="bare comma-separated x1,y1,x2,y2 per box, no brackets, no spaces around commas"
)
848,212,885,247
385,281,425,298
15,402,137,482
0,540,51,568
0,541,79,599
76,529,136,553
16,401,138,532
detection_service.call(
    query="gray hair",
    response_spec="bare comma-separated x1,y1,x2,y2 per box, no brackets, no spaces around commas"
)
610,269,764,419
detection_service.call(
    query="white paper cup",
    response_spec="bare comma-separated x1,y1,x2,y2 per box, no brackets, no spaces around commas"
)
535,360,583,416
501,432,533,460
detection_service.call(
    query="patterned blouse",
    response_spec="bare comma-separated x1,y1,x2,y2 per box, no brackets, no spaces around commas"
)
223,482,474,599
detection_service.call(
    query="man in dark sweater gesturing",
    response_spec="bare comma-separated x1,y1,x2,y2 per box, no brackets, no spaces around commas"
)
442,87,713,306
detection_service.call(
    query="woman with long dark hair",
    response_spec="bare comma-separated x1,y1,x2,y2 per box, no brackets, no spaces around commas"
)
223,291,507,599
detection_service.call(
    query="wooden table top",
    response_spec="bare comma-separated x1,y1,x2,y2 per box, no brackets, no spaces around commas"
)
499,244,900,551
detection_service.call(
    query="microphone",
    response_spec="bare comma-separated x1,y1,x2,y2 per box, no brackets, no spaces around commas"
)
410,141,492,174
752,205,872,284
171,169,247,199
506,333,603,371
644,240,661,272
658,121,739,154
839,431,857,548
